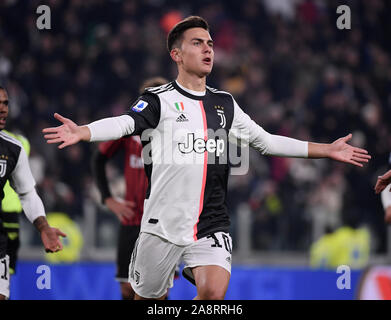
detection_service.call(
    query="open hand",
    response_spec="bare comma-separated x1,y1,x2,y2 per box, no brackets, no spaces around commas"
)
40,226,67,253
328,134,371,167
42,113,87,149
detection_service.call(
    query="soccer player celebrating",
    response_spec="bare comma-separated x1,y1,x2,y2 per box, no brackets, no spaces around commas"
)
43,16,371,300
0,86,66,300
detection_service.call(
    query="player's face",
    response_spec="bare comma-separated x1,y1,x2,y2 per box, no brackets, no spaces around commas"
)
177,27,214,77
0,89,9,130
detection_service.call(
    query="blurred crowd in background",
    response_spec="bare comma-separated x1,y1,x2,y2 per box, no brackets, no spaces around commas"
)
0,0,390,256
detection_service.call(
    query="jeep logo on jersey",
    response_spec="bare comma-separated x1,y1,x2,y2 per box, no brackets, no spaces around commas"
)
178,133,225,156
132,100,148,112
0,159,6,177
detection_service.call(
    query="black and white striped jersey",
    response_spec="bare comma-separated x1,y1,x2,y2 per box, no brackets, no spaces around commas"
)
117,81,307,246
0,131,36,258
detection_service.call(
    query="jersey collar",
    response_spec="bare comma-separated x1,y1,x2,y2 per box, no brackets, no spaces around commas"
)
173,81,207,100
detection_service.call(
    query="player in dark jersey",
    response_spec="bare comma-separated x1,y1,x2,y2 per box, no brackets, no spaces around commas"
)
92,77,167,300
0,86,66,299
43,17,371,300
1,130,30,279
374,153,391,224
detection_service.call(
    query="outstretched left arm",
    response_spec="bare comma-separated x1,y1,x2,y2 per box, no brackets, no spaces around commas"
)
229,98,370,167
308,133,371,167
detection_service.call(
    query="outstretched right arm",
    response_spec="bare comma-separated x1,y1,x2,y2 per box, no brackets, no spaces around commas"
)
43,93,160,148
43,113,135,149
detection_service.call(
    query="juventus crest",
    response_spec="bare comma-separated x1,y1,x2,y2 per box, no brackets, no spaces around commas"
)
216,110,226,128
0,159,7,177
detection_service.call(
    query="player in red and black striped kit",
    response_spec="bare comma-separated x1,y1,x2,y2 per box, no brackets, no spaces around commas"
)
92,77,167,300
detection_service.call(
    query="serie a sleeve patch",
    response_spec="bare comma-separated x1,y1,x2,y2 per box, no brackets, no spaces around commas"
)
132,100,149,112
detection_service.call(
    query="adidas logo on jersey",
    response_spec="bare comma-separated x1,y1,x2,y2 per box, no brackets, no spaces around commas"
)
176,114,189,122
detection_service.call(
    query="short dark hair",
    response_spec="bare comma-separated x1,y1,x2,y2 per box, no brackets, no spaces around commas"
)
167,16,209,52
139,77,168,94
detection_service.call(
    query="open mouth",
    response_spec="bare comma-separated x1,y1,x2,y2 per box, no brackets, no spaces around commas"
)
203,57,212,65
0,117,6,126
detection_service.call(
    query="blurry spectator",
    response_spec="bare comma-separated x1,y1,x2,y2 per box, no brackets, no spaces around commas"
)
308,168,346,242
310,224,370,270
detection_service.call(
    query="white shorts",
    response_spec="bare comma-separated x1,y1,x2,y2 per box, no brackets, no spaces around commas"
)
0,255,10,299
181,232,232,285
128,231,232,299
